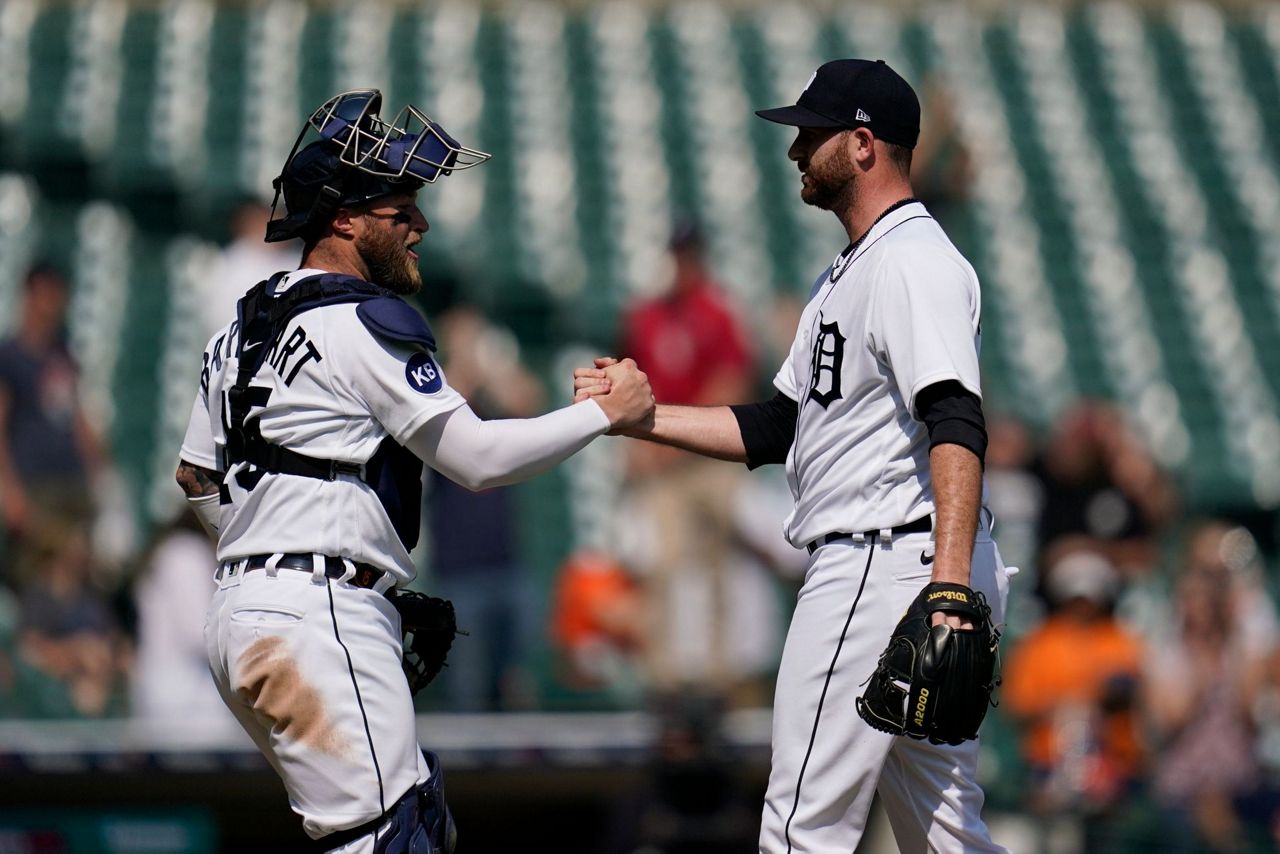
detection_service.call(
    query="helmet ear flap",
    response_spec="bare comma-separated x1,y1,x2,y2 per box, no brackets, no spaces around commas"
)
310,184,345,232
266,166,349,243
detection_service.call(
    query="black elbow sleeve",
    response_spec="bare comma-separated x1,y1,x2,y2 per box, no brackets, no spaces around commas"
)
730,391,798,469
916,381,987,464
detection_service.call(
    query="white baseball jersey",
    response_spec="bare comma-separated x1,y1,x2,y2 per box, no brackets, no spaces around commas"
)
773,201,982,547
180,269,466,583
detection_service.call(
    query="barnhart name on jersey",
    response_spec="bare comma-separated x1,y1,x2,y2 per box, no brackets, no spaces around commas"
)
773,202,983,548
200,319,324,396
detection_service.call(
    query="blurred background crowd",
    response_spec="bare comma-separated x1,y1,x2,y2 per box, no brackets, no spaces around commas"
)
5,0,1280,851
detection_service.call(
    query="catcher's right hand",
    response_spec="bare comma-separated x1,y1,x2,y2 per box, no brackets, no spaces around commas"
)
856,582,1000,745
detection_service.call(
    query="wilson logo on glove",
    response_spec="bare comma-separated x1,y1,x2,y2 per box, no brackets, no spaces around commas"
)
926,589,969,605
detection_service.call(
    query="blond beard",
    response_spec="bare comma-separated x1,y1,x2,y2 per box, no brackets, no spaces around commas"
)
358,226,422,295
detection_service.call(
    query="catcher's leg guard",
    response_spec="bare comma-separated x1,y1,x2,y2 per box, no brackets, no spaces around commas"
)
415,751,457,854
321,752,455,854
371,751,456,854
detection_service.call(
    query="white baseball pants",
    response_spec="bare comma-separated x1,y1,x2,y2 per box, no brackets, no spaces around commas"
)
759,527,1010,854
205,563,428,848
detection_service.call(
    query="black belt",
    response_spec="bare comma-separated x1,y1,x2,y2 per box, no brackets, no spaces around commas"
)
222,553,388,590
234,440,367,482
806,516,932,555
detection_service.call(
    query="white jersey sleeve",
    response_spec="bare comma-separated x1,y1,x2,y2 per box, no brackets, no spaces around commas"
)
179,391,219,470
772,336,803,401
179,329,224,470
407,399,610,491
867,243,982,416
336,317,468,444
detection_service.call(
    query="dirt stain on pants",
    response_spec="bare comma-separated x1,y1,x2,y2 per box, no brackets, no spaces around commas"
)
237,636,350,758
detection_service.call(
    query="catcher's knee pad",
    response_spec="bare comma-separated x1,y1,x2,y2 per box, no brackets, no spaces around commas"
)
321,752,455,853
416,751,457,854
371,751,456,854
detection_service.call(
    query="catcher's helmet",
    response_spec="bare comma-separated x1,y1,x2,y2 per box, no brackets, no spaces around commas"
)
266,89,490,243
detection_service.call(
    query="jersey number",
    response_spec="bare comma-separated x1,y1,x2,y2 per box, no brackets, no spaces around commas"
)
222,385,273,494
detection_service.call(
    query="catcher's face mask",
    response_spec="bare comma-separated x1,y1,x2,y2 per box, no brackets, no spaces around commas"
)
312,89,490,183
266,89,490,243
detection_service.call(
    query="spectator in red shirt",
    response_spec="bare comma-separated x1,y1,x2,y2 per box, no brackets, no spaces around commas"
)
621,224,754,407
615,225,765,699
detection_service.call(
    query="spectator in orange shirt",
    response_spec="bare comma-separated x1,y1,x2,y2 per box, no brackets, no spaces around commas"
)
549,549,646,703
1004,540,1145,824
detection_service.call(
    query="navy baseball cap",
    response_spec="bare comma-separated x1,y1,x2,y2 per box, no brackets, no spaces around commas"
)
755,59,921,149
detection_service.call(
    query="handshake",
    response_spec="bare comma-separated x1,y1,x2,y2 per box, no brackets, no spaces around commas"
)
573,357,655,434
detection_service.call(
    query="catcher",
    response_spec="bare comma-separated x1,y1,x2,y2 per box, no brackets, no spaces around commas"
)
175,89,653,853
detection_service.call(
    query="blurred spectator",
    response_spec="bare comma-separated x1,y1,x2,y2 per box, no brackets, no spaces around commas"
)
425,302,545,710
910,77,973,232
0,585,80,719
611,467,802,706
17,518,121,717
722,467,808,702
1036,401,1176,580
762,292,804,373
1146,521,1279,852
550,549,647,704
620,223,754,409
984,415,1045,635
200,200,300,337
1003,541,1144,838
616,224,758,696
1174,521,1277,658
0,264,105,590
129,510,228,723
1251,646,1280,850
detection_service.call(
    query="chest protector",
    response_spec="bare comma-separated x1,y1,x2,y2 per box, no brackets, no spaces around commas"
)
221,272,431,551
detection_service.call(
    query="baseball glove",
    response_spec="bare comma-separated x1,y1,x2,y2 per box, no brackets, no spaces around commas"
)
392,591,463,696
856,582,1000,745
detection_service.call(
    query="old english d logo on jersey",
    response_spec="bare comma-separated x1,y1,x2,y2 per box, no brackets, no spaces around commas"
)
406,352,443,394
807,316,845,408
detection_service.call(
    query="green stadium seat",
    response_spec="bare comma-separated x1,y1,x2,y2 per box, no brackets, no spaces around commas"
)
0,174,41,328
0,0,39,140
15,4,74,162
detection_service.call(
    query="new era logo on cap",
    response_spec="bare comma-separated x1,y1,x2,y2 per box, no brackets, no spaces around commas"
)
755,59,921,149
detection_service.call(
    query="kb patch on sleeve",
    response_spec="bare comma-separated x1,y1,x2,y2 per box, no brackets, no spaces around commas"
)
405,352,443,394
